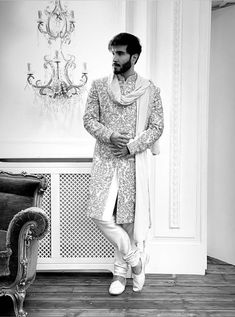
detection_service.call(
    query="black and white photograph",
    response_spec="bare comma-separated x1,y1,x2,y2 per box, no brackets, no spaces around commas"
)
0,0,234,316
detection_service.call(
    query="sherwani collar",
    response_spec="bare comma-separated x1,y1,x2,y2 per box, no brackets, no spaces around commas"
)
116,72,137,84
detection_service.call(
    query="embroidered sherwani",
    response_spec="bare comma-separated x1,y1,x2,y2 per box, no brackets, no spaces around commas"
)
83,73,164,224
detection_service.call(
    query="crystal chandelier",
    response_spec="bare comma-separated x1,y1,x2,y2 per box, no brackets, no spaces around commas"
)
27,0,88,103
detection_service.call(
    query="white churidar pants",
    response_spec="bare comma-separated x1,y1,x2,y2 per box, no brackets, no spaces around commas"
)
92,169,140,278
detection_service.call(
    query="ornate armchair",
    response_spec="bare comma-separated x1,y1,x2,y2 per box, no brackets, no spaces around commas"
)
0,171,49,317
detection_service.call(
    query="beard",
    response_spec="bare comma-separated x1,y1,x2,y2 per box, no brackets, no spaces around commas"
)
113,58,132,75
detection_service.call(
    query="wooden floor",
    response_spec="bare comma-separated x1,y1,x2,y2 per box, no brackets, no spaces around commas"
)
1,257,235,317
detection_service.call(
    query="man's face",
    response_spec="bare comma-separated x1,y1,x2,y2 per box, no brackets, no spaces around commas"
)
111,45,132,75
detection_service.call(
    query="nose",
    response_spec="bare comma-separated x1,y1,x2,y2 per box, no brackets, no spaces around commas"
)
112,53,119,63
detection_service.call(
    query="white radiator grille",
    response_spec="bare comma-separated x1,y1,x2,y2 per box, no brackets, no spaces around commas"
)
60,174,115,258
38,174,52,258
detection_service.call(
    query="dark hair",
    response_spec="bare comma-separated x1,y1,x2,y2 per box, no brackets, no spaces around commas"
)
108,33,142,61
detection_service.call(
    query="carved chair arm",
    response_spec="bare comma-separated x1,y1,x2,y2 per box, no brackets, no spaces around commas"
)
6,207,49,248
1,207,49,282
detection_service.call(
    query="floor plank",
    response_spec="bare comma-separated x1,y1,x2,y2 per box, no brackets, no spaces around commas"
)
1,257,235,317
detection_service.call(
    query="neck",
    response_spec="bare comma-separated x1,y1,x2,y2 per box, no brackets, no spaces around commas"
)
121,67,135,80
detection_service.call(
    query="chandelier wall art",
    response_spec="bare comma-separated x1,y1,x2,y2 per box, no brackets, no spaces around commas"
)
26,0,88,111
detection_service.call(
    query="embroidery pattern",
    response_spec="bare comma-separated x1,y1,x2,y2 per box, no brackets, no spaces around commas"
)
83,74,164,224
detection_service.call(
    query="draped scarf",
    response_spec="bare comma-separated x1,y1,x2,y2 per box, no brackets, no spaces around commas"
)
108,73,159,244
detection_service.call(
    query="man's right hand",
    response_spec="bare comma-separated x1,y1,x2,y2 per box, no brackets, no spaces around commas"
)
110,132,130,148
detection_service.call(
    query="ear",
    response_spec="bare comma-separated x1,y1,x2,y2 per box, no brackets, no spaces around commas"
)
131,54,138,64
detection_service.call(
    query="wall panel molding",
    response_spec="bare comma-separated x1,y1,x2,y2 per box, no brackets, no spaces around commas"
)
169,0,183,229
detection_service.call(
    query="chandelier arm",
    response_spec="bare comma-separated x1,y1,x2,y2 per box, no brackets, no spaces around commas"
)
60,14,68,40
57,0,63,13
62,20,74,45
46,17,59,41
66,87,79,96
64,57,76,85
39,87,54,97
27,74,53,90
27,58,55,90
66,73,88,92
44,56,56,77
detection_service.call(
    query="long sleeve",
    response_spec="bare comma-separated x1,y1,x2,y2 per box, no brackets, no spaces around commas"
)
127,84,164,155
83,80,113,143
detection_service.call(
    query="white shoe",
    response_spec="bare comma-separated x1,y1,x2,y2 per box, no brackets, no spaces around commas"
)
109,276,126,295
132,253,149,292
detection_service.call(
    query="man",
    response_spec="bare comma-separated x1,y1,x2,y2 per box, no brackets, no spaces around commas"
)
83,33,164,295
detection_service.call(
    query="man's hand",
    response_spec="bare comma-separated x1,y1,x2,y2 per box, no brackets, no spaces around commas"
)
110,132,130,157
110,132,130,148
110,145,130,158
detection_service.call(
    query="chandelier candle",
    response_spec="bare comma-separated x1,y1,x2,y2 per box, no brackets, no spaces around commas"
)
83,62,87,73
27,63,31,74
38,10,42,20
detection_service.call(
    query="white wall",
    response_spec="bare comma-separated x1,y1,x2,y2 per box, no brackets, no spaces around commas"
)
208,6,235,265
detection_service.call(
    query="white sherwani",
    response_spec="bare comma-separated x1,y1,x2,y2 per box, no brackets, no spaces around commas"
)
83,73,163,225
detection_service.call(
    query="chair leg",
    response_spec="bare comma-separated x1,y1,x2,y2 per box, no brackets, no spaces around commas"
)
11,289,28,317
